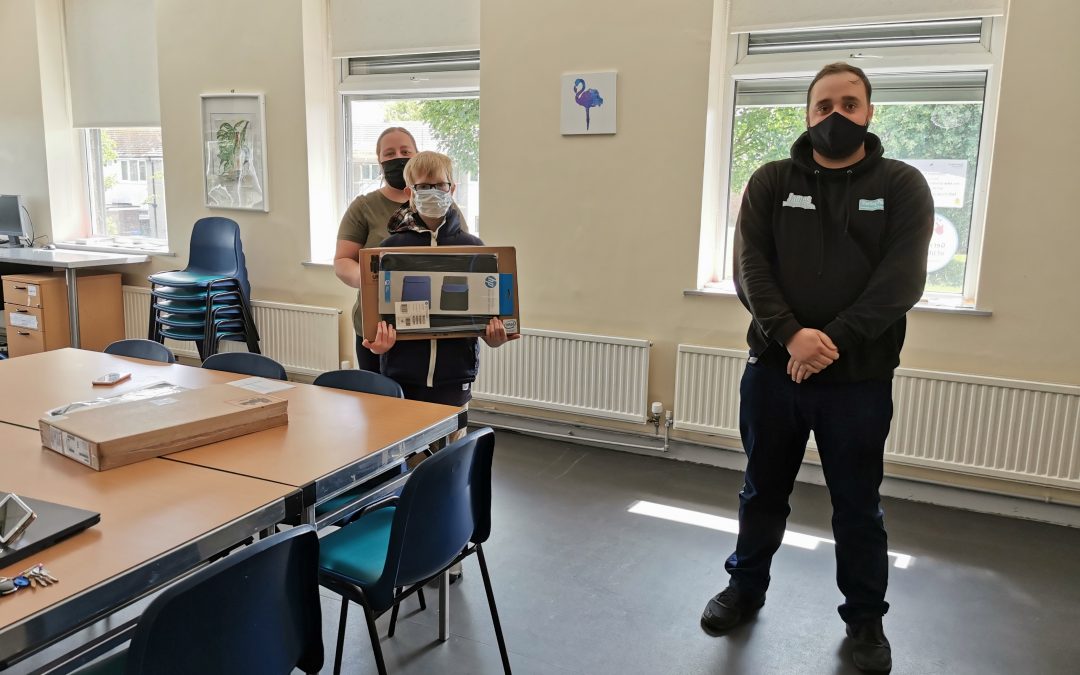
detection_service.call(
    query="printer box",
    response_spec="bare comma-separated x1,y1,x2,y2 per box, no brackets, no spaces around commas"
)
39,383,288,471
359,246,520,341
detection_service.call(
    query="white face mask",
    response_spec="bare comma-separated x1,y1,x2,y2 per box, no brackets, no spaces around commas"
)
413,188,453,219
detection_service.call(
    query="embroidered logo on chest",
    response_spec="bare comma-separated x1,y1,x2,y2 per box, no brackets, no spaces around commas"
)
858,198,885,211
781,193,816,210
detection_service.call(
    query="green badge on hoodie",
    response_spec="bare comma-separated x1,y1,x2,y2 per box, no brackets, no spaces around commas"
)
858,198,885,211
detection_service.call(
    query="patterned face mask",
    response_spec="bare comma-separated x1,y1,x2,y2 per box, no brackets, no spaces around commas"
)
413,187,453,219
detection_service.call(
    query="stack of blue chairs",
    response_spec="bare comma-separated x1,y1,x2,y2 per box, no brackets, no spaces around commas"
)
147,217,260,360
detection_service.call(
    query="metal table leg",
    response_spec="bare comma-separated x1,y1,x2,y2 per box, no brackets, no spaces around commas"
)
439,570,450,641
64,268,80,348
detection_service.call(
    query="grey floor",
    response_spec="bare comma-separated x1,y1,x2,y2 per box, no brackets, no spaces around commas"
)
313,431,1080,675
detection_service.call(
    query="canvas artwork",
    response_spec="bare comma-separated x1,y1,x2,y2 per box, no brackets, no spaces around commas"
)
201,94,269,211
560,71,617,135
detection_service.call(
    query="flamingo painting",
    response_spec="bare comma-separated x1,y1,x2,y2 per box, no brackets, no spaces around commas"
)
561,71,617,135
573,78,604,130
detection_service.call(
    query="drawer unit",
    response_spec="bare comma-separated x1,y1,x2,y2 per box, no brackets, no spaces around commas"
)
2,272,124,357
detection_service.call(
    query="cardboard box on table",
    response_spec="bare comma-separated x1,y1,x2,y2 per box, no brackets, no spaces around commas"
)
358,246,520,342
39,383,288,470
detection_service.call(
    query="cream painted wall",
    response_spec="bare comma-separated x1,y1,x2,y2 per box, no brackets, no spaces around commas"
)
6,0,1076,396
149,0,357,359
480,0,1080,418
0,0,52,234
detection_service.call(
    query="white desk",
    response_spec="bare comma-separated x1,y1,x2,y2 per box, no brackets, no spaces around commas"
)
0,248,148,348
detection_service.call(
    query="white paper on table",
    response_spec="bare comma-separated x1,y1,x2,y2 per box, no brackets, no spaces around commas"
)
227,377,295,394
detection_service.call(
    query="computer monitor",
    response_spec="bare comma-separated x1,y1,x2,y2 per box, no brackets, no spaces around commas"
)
0,194,30,247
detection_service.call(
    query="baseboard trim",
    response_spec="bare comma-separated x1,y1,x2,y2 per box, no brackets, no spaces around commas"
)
470,408,1080,529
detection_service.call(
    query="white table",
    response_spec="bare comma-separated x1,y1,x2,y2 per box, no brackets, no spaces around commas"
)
0,248,148,347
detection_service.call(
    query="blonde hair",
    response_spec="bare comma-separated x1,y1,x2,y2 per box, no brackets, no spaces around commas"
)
404,151,455,187
375,126,417,157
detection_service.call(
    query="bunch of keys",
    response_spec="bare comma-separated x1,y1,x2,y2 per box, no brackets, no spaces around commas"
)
0,563,59,596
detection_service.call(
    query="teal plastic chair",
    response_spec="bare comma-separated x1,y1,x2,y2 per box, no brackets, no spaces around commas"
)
318,428,511,675
202,352,287,380
312,369,406,521
74,526,323,674
103,339,176,364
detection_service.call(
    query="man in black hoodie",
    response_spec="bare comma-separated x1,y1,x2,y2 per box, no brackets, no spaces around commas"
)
700,63,933,673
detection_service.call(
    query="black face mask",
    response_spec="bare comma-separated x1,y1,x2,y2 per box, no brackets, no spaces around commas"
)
808,112,869,160
381,157,410,190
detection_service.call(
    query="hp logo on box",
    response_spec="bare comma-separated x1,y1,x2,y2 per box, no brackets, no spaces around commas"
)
484,276,497,288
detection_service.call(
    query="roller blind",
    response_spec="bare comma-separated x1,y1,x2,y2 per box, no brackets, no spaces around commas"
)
330,0,480,59
728,0,1005,33
747,18,985,55
64,0,160,128
735,71,988,106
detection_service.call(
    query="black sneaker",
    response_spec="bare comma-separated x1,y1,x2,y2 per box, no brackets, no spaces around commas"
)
846,618,892,673
700,585,765,633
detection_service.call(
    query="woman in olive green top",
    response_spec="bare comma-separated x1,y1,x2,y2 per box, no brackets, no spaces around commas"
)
334,127,417,372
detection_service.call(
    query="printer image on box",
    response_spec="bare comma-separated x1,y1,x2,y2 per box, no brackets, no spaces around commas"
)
359,246,520,341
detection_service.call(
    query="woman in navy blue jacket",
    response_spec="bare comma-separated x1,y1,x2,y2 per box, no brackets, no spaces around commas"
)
363,151,518,408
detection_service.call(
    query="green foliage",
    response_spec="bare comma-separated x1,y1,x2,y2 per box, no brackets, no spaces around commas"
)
215,120,249,176
103,175,117,190
100,130,119,165
386,99,480,176
728,103,984,294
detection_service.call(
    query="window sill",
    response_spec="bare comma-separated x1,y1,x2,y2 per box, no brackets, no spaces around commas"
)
683,287,992,316
56,240,173,256
301,260,334,269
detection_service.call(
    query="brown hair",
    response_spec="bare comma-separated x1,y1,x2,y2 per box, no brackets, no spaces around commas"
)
404,151,455,187
807,62,872,108
375,126,418,157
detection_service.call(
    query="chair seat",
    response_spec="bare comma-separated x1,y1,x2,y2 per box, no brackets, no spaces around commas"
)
158,327,246,342
151,286,240,302
157,312,244,329
149,270,241,287
319,507,396,586
154,298,243,314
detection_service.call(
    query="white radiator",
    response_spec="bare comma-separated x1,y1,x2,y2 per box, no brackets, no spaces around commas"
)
123,286,340,377
474,328,651,423
673,344,1080,489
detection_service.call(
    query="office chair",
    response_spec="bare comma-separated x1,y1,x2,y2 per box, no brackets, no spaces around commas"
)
201,351,287,380
103,339,176,363
75,526,323,675
318,428,511,675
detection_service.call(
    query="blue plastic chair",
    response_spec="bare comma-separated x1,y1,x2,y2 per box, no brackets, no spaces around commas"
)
202,352,287,380
74,526,323,675
148,217,252,297
312,369,404,399
147,217,259,358
318,428,511,675
312,369,407,520
103,339,176,364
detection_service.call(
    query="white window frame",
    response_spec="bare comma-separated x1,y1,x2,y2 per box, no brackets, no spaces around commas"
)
311,58,480,261
699,16,1006,308
73,129,170,253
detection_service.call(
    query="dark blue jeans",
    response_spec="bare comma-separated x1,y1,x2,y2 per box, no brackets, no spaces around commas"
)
725,361,892,623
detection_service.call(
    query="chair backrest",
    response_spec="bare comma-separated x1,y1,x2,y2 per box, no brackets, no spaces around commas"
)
202,352,287,380
312,369,403,398
103,339,177,364
123,526,323,675
384,428,495,589
188,217,251,299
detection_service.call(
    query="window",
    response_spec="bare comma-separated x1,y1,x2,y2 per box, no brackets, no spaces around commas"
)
701,18,1004,305
82,128,168,247
318,50,481,260
119,159,148,183
343,95,480,232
